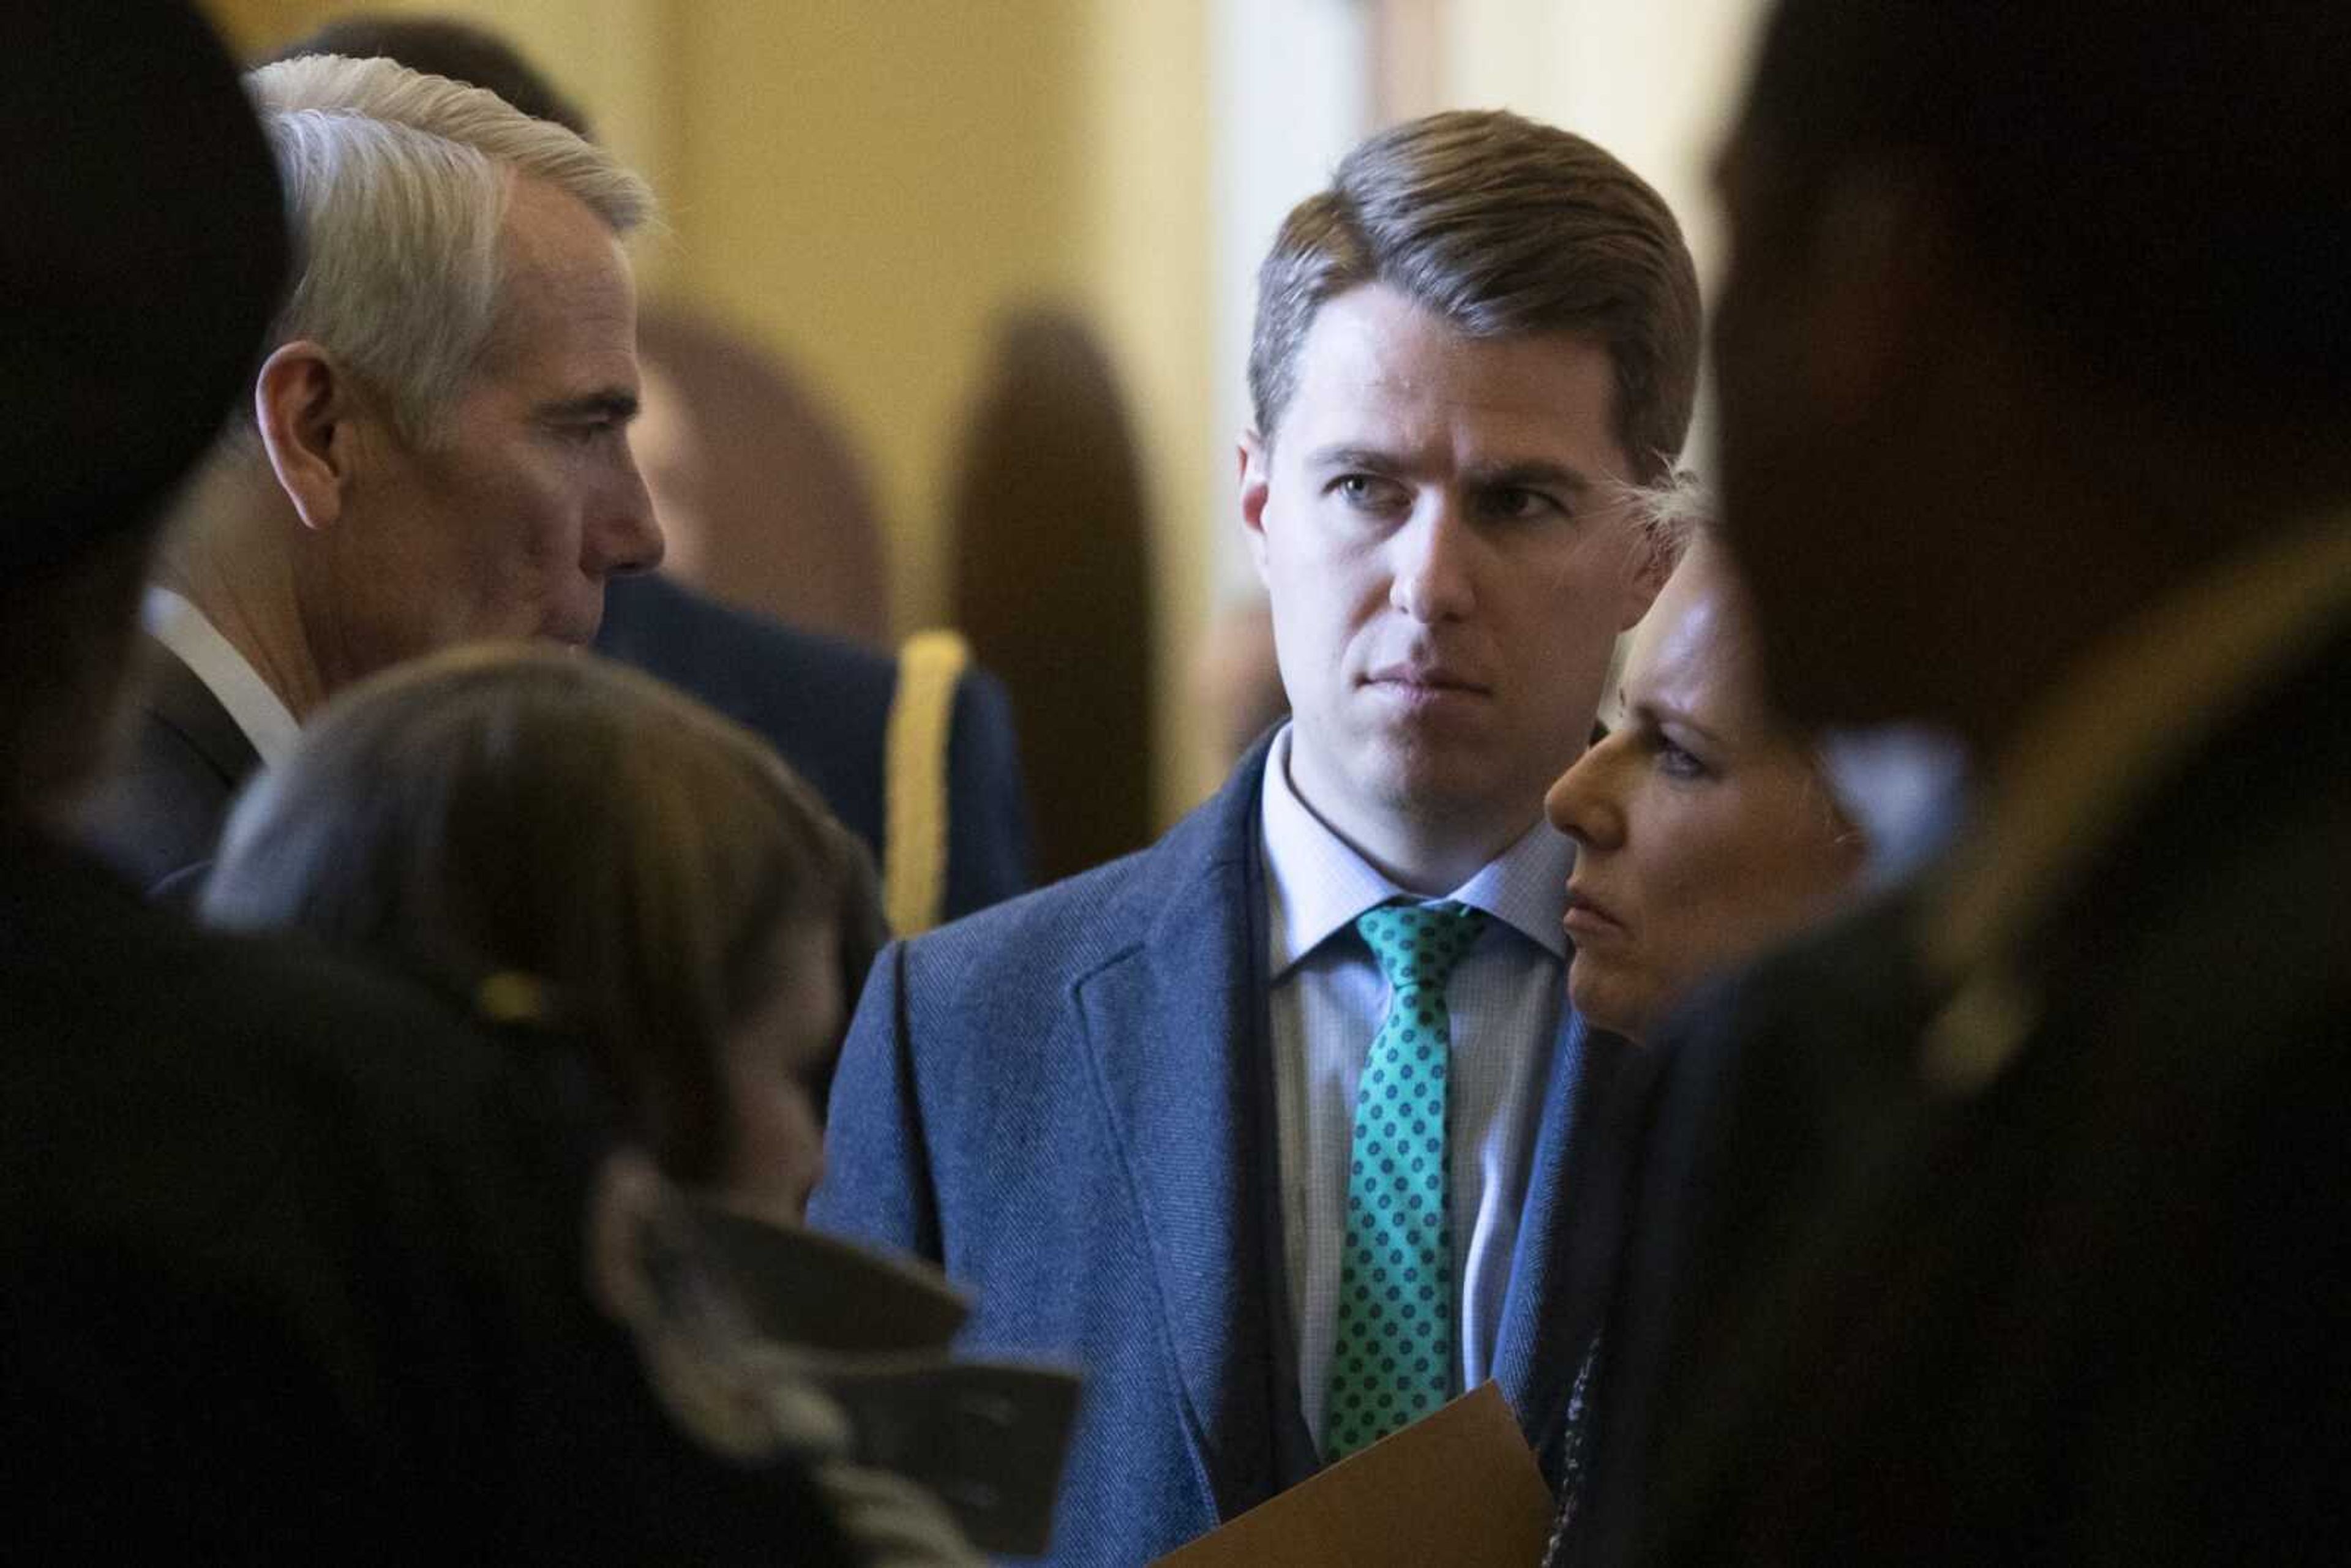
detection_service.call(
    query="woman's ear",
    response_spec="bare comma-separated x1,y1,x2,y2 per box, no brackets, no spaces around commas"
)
253,340,358,532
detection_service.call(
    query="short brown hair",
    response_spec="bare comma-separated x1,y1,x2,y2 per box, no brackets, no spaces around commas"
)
201,647,883,1184
1248,108,1702,482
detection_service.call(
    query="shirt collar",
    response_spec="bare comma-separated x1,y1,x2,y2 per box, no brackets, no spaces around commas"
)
1259,724,1572,978
141,586,301,769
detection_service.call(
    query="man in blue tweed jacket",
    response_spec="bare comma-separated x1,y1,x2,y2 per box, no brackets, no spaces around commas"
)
814,108,1700,1564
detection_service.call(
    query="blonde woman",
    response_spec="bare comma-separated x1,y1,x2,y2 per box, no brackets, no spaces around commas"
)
1547,491,1863,1045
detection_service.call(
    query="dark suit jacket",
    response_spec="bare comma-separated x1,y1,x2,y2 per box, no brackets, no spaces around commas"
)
81,577,1033,917
599,572,1032,923
1,828,855,1563
811,735,1630,1566
77,634,253,897
1573,618,2351,1566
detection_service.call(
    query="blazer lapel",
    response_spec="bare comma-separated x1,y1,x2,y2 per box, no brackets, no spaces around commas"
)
1073,755,1278,1520
1490,1011,1632,1476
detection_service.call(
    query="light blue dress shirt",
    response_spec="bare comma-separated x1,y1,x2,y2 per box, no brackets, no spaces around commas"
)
1257,726,1571,1447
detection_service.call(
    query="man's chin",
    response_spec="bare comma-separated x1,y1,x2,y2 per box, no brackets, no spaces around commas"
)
1357,737,1518,819
539,617,601,650
1295,715,1529,803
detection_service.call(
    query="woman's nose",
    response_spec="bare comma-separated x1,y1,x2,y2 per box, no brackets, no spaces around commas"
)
1546,737,1629,850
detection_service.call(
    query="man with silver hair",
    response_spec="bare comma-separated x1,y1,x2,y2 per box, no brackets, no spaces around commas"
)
82,53,664,894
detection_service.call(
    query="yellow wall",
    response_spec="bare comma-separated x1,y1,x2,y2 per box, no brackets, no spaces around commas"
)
662,1,1092,637
1074,3,1216,817
205,0,1216,820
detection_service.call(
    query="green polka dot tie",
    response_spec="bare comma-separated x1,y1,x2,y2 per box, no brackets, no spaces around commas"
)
1323,899,1489,1460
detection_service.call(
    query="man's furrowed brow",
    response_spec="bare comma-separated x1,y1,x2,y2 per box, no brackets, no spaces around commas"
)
1303,443,1408,473
1303,447,1599,491
1464,458,1595,493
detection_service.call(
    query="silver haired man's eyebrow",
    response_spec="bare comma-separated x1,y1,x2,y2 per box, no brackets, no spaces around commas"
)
537,390,640,423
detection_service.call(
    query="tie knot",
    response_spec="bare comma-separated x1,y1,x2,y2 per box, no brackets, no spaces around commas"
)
1355,900,1488,993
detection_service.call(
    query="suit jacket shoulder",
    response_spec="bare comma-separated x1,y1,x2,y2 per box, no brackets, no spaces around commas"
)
811,743,1273,1564
816,737,1264,1243
902,730,1253,980
76,638,255,895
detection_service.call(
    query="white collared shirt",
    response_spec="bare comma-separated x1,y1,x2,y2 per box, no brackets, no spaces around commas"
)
141,587,300,769
1258,726,1571,1446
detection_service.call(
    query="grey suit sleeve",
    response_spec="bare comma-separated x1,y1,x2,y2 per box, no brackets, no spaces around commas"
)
808,941,944,1264
940,668,1032,923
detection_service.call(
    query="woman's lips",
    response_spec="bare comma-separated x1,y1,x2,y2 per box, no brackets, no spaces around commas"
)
1562,886,1628,942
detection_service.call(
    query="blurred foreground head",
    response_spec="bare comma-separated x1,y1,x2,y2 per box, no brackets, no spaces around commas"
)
0,0,287,823
204,647,883,1221
1712,1,2351,746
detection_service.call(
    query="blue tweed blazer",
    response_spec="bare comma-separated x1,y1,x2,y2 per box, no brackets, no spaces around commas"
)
812,735,1629,1566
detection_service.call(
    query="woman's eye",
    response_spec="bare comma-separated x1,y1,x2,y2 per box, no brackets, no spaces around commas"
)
1655,738,1710,781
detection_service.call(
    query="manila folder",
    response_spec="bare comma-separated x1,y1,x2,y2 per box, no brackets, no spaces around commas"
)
1152,1382,1552,1567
